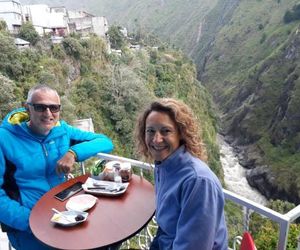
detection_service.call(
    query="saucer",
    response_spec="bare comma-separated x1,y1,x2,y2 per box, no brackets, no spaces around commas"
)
66,194,97,212
51,210,88,227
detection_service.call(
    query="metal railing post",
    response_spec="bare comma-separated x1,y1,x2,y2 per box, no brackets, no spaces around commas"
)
243,207,251,232
80,162,86,175
297,235,300,250
278,220,290,250
223,189,292,249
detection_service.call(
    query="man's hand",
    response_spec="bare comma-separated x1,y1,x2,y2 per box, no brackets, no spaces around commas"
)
56,151,76,175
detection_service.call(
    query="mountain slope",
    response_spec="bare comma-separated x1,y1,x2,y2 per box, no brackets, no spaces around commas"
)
200,0,300,203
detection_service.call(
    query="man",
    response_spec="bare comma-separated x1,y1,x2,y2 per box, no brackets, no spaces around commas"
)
0,84,114,249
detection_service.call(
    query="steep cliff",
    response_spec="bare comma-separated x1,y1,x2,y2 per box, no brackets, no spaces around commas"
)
200,0,300,203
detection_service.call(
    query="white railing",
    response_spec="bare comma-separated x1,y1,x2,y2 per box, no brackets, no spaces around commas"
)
97,153,300,250
98,153,154,171
224,189,300,250
97,153,154,179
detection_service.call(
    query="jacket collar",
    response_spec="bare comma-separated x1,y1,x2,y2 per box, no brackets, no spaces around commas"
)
155,145,188,173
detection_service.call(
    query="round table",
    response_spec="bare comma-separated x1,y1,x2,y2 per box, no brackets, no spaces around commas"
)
30,174,155,250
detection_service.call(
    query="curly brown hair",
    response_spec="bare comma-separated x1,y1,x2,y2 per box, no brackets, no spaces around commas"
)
135,98,207,161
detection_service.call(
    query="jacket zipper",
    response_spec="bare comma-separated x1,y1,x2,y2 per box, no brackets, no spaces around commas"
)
42,143,48,157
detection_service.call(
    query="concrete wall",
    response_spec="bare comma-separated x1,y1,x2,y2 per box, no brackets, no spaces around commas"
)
0,0,22,32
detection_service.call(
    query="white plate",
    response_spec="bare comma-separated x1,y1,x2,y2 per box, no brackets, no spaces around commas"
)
66,194,97,212
82,178,129,197
51,210,88,227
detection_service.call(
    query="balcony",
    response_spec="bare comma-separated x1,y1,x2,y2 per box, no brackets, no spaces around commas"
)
1,153,299,250
97,153,300,250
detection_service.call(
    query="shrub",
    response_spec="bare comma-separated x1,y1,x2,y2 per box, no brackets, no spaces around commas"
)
260,33,267,44
283,4,300,23
18,22,39,45
0,20,7,32
0,33,22,79
250,200,300,249
107,25,125,49
284,10,294,23
62,37,84,59
0,74,19,120
52,44,66,59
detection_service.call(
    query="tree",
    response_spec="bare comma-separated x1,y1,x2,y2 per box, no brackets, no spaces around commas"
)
0,74,19,121
0,20,7,32
283,4,300,23
283,10,294,23
101,64,154,155
107,25,125,49
0,33,22,79
62,37,84,59
18,22,39,45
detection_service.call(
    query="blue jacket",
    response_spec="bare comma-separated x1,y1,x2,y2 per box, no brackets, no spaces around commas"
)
151,146,228,250
0,108,114,231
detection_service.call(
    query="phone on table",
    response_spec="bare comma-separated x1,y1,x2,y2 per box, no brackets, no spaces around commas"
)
54,181,83,201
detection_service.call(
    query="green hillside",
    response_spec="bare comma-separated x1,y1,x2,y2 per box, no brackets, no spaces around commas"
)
0,28,221,176
200,0,300,203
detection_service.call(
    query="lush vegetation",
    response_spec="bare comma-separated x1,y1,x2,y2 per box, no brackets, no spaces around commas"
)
284,3,300,23
107,25,126,49
18,22,39,45
197,0,300,203
0,23,221,177
250,200,300,249
225,198,300,249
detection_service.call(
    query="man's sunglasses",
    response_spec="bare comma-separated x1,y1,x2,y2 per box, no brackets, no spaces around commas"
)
27,103,61,113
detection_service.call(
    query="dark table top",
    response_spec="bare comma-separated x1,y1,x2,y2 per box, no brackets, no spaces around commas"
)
30,174,155,250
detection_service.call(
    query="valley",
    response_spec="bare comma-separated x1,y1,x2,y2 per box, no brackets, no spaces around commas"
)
21,0,300,204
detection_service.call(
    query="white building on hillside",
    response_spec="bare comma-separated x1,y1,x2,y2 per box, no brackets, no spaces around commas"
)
22,4,68,36
15,37,30,49
67,10,94,35
0,0,22,33
68,10,108,38
0,2,109,40
92,16,108,37
120,27,128,37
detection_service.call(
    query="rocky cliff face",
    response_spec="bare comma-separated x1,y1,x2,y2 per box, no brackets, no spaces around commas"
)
246,166,300,204
224,29,300,151
226,138,300,204
191,0,240,76
220,28,300,203
201,1,300,204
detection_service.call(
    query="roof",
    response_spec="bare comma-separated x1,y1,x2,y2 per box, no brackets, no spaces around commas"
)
14,38,30,45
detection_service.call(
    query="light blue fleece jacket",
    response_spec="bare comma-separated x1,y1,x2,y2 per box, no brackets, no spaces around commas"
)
151,145,228,250
0,108,114,232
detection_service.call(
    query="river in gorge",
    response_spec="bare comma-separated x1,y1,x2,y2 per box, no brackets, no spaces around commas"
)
217,135,267,205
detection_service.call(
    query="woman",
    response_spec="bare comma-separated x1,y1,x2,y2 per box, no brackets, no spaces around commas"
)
135,98,228,250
